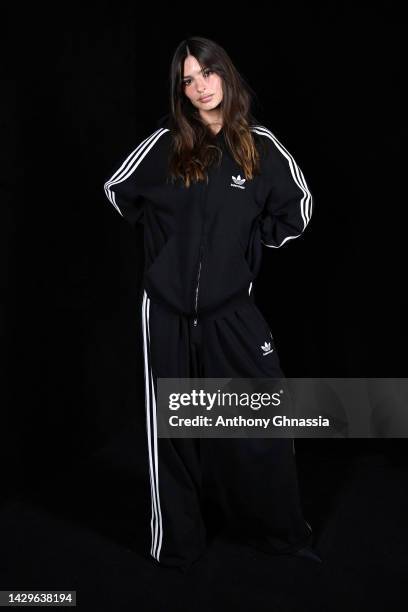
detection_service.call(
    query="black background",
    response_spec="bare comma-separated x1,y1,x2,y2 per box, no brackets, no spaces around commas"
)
2,3,407,610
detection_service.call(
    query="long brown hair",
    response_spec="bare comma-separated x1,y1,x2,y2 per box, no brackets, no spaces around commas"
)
166,36,267,188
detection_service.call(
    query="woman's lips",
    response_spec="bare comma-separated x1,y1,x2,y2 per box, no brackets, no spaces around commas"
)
199,95,213,103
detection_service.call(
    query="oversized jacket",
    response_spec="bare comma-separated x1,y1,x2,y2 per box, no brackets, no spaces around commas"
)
103,118,313,322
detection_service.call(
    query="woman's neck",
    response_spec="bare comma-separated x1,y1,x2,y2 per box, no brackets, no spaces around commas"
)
199,109,223,135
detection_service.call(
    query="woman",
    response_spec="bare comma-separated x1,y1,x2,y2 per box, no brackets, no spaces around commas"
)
103,36,319,570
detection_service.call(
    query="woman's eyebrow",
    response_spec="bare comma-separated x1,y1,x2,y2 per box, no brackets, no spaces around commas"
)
182,68,207,80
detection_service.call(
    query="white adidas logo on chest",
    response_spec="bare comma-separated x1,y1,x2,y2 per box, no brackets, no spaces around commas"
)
230,174,246,190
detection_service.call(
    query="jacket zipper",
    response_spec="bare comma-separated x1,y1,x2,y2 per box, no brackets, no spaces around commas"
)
193,245,203,326
193,183,208,327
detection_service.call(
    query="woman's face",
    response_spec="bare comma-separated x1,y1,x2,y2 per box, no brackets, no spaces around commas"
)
182,55,223,112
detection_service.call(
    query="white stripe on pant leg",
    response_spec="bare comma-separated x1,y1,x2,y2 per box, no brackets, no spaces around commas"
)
141,291,161,559
141,292,157,557
145,294,163,560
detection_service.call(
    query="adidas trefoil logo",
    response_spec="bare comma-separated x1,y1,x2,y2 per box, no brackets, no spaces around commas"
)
261,341,274,356
231,174,246,190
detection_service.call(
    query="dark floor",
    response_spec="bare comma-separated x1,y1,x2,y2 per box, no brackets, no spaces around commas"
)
1,430,407,612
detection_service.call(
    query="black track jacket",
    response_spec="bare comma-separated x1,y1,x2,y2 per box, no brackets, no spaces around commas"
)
103,119,314,321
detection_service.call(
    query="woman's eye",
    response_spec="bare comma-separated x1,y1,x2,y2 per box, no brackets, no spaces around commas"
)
183,70,212,87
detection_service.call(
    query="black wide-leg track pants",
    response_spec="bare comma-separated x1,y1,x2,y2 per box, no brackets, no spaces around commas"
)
141,287,312,569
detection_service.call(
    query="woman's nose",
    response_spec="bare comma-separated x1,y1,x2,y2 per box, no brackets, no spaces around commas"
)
195,77,206,92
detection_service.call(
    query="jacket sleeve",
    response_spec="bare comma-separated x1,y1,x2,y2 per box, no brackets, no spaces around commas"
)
257,127,314,248
103,127,168,228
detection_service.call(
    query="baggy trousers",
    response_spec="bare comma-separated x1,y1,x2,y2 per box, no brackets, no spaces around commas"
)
141,287,312,568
